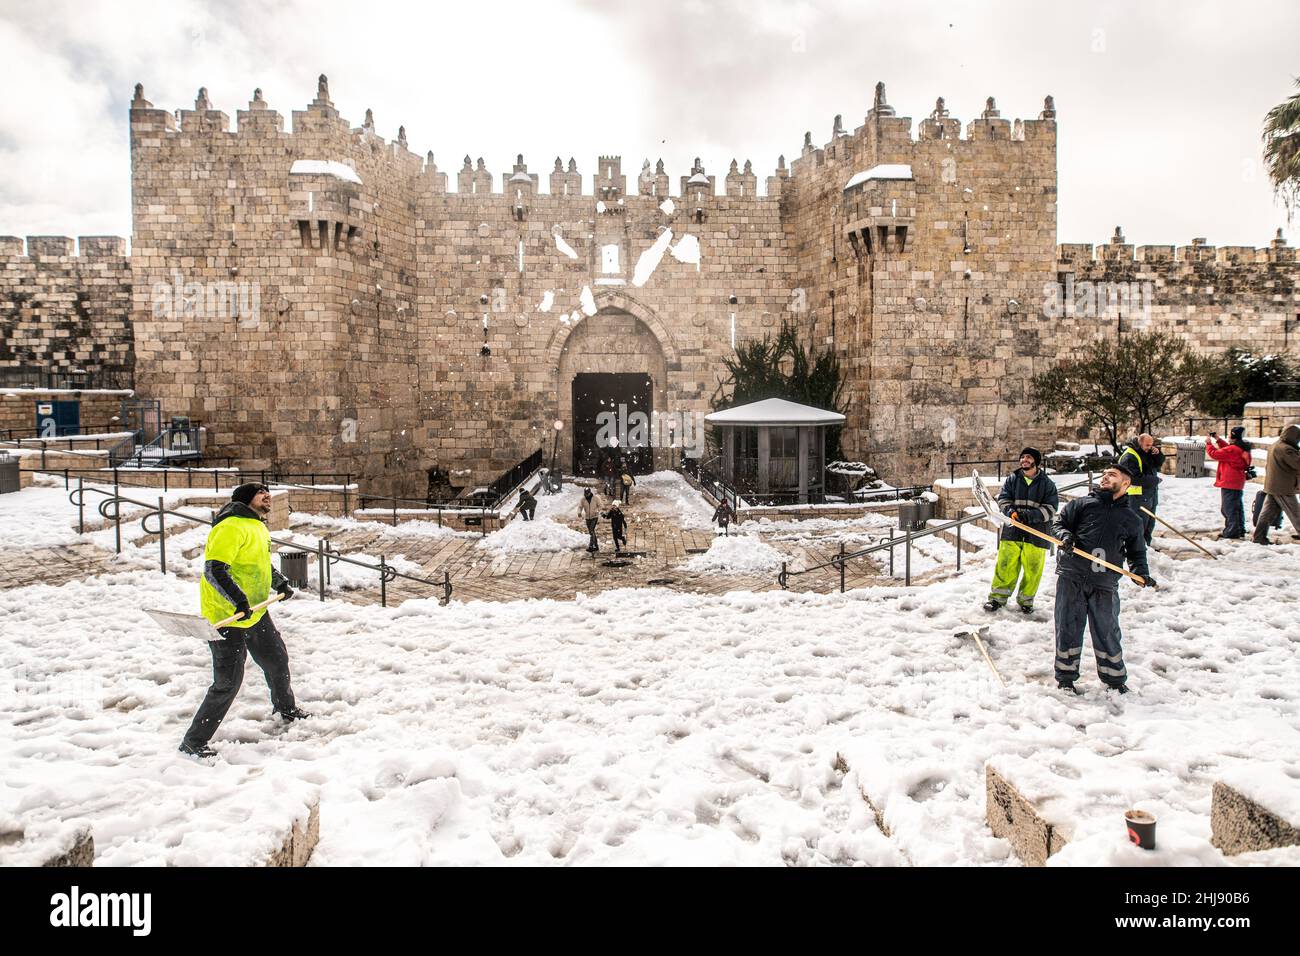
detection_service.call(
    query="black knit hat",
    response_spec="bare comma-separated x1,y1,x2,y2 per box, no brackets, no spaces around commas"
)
1113,457,1141,482
1020,447,1043,467
1229,426,1246,440
231,482,269,505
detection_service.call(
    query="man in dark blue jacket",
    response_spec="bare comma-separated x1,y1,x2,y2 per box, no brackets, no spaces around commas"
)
1051,460,1156,695
1117,434,1164,546
983,448,1059,614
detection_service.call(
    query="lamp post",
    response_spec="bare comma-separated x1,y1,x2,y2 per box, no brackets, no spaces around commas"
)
548,419,564,493
666,417,677,471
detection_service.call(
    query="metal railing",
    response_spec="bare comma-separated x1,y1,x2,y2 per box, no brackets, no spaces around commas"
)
777,474,1094,591
21,465,358,511
483,448,544,506
947,458,1020,483
108,423,206,467
0,366,133,390
1,424,126,444
68,485,453,608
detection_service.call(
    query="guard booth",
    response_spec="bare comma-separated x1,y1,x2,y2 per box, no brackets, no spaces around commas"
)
705,398,845,504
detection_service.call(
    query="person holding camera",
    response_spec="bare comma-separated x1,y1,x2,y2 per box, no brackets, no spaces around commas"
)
1206,427,1252,539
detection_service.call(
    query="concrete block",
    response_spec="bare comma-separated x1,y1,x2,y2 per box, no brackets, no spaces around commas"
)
985,765,1070,866
265,799,320,867
1211,781,1300,856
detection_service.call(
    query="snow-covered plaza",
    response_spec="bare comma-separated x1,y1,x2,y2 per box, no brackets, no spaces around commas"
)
2,470,1297,866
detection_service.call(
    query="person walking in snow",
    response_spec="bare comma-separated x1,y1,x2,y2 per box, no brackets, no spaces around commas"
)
1206,428,1252,539
517,487,537,521
712,498,733,536
603,501,628,553
619,469,636,504
983,447,1058,614
1252,424,1300,545
1051,459,1155,695
179,483,308,759
1117,433,1165,546
577,487,602,552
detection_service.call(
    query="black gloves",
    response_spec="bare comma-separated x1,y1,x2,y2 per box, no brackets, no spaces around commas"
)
234,603,254,621
1140,576,1158,589
1057,534,1075,556
275,582,295,601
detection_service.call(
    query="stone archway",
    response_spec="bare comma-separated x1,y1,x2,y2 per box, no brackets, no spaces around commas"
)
553,292,677,476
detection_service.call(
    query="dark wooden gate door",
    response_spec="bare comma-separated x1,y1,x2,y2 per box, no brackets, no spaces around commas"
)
571,372,654,477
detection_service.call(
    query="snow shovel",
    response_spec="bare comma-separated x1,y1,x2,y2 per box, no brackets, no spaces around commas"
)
144,593,285,642
957,626,1006,688
1140,506,1216,560
971,470,1147,586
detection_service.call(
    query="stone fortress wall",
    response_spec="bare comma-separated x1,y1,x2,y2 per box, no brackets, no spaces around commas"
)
2,78,1296,494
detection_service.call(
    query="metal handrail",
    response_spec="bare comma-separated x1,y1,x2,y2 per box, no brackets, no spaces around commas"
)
1182,416,1268,437
778,475,1093,590
69,485,453,607
947,458,1020,483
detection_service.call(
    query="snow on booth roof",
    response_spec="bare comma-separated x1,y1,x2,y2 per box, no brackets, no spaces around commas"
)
289,160,363,185
843,163,914,190
705,397,845,427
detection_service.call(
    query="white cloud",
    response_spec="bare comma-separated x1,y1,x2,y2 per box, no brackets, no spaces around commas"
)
1,0,1297,245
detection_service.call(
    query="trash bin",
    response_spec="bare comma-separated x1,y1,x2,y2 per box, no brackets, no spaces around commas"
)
915,496,934,524
1174,441,1204,480
898,501,924,532
279,550,309,589
0,452,18,494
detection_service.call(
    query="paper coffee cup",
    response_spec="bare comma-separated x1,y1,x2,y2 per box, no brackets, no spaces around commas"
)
1125,809,1156,850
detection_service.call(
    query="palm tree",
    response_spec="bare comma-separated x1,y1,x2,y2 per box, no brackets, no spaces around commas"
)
1263,76,1300,221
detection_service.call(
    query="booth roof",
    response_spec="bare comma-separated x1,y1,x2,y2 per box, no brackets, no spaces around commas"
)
705,398,845,427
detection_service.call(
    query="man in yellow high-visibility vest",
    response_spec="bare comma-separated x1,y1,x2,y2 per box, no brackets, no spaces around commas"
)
1117,434,1164,546
179,483,309,759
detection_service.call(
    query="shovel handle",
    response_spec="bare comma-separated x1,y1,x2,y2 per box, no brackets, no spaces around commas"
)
1007,518,1148,586
214,592,284,628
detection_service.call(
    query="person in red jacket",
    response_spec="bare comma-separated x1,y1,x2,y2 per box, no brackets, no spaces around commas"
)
1206,427,1253,539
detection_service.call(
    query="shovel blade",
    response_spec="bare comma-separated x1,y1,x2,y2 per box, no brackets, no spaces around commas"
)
144,608,223,642
970,469,1008,526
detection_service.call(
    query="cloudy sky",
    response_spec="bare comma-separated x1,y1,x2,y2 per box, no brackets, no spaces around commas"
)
2,0,1297,247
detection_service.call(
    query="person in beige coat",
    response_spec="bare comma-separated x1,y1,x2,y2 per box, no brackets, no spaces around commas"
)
577,487,603,552
1252,424,1300,544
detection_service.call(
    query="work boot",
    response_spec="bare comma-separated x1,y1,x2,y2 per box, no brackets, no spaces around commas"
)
274,707,312,722
1018,604,1033,615
179,741,217,759
1106,684,1129,695
982,600,1002,612
1057,680,1082,695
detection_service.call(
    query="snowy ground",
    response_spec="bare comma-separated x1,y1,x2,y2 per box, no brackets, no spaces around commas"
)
1,475,1298,865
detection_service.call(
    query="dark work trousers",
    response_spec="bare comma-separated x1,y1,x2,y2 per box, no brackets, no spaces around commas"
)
1220,488,1245,538
181,614,296,748
1253,493,1300,542
620,483,631,504
1054,575,1128,688
585,517,599,551
1128,487,1158,545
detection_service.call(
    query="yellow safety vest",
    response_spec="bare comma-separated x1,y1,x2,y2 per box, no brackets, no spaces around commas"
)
1119,447,1144,495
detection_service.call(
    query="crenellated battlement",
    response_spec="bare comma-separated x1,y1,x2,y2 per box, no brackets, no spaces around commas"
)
0,236,129,260
1059,228,1297,268
787,83,1058,185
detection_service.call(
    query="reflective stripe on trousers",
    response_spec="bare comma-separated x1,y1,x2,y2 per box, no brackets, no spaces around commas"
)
1054,574,1127,687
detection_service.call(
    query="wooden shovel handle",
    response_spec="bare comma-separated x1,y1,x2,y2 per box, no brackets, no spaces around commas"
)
214,592,284,628
1007,518,1148,586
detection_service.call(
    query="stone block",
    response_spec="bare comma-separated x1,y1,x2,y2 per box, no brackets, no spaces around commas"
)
264,799,320,867
985,765,1069,866
1211,780,1300,856
0,823,95,867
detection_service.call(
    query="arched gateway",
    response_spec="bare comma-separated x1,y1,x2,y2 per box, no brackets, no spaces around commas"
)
548,292,679,477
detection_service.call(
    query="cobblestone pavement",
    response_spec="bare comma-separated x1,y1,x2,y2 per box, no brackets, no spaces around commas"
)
2,477,897,605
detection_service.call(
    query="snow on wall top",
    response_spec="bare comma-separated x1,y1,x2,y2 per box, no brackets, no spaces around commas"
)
289,160,363,185
843,164,914,190
705,398,845,427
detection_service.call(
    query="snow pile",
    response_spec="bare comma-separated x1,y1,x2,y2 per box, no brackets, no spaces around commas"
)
632,229,673,287
580,286,597,316
537,290,554,312
670,234,701,266
681,534,784,575
478,515,587,553
634,471,714,529
552,227,578,259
